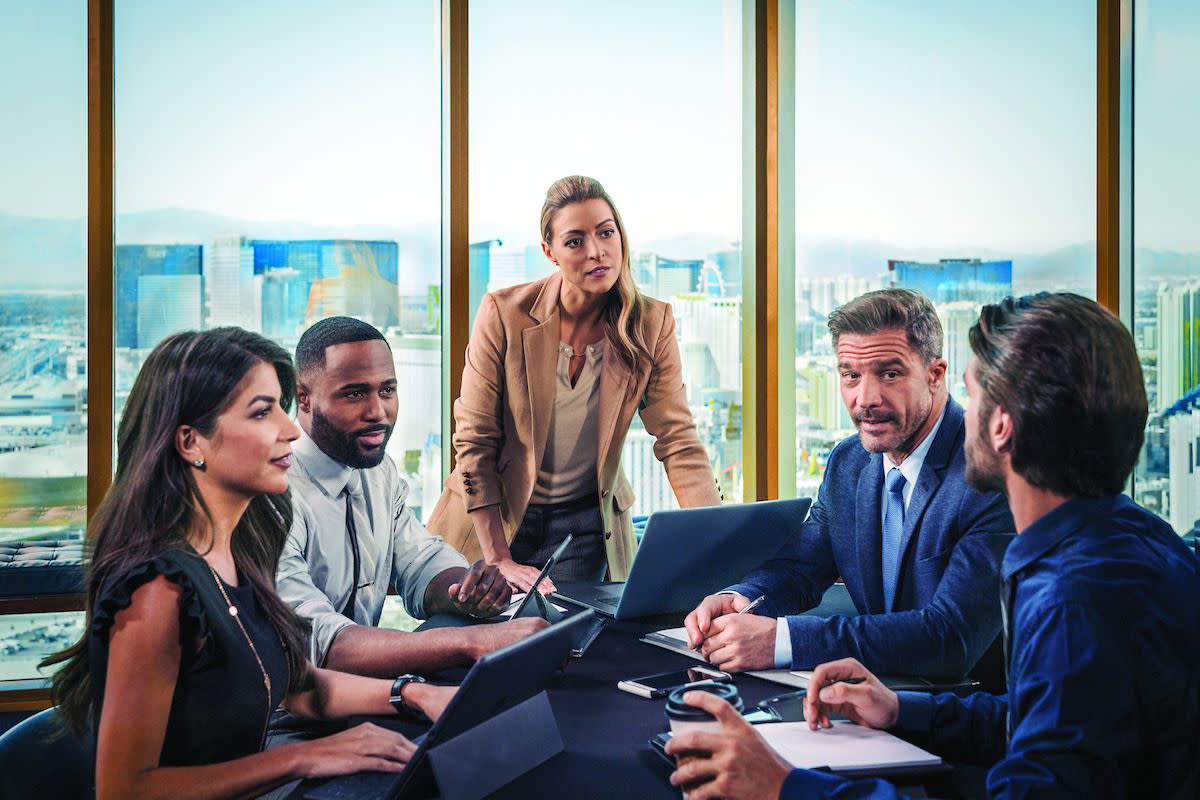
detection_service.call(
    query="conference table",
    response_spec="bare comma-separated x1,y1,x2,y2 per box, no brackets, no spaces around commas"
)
289,589,973,799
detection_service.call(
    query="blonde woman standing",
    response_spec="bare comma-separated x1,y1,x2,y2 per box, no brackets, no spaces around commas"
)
428,175,722,593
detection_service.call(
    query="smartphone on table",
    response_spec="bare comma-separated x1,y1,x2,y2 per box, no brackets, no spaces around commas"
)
616,665,732,699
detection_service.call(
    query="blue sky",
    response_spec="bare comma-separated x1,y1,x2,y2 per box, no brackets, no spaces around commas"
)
1,0,1195,253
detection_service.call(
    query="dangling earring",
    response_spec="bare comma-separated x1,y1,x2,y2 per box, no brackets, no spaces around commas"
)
193,458,205,468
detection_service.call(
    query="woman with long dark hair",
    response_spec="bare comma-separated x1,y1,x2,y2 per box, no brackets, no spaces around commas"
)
428,175,722,592
44,327,450,799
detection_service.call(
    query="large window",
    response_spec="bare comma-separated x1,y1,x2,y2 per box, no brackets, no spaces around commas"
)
0,1,88,679
790,0,1097,497
1132,0,1200,537
113,0,444,520
469,0,745,513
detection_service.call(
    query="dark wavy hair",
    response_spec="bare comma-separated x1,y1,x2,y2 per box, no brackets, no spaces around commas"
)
968,293,1147,497
45,327,311,733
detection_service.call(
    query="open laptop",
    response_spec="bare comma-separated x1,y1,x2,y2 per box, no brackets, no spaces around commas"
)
553,497,812,620
304,611,596,800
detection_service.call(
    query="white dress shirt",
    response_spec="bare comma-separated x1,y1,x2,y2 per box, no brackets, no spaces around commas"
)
277,431,468,666
770,404,948,668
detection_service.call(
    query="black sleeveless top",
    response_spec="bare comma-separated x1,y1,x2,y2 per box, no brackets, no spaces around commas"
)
88,548,289,767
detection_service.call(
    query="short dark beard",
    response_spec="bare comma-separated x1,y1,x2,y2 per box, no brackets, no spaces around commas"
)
965,426,1006,494
309,406,393,469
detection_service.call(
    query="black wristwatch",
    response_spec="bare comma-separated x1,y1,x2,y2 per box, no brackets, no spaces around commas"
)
389,673,428,714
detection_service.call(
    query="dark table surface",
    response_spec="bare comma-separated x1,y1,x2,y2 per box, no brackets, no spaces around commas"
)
291,587,980,799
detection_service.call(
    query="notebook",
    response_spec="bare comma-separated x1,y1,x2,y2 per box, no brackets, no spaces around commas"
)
641,627,979,693
754,721,942,775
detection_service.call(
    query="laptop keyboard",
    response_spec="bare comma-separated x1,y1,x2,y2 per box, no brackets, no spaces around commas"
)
304,770,399,800
593,596,620,609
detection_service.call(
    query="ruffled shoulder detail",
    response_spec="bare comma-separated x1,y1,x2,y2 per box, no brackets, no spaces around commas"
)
91,551,209,645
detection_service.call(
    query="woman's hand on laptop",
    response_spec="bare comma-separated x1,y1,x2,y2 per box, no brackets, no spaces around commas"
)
291,723,417,779
684,592,749,650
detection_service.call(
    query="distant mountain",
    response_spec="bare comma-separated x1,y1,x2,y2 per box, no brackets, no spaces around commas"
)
1,209,1196,293
641,232,739,260
0,212,86,291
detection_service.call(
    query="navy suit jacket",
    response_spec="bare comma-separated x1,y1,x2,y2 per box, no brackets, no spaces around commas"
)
729,397,1014,679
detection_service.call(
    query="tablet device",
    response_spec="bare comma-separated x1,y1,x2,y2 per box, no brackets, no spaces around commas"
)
510,532,574,618
304,610,596,800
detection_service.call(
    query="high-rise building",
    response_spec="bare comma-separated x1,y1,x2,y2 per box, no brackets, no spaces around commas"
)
250,239,398,285
136,274,202,350
799,363,849,433
1164,387,1200,536
938,301,981,405
1157,280,1200,413
469,239,499,328
115,244,203,349
887,258,1013,305
796,276,878,319
672,296,741,391
248,239,400,331
621,423,677,516
486,245,529,293
656,258,703,298
261,268,307,342
681,342,721,406
633,252,658,291
387,333,441,460
205,235,256,330
398,292,437,335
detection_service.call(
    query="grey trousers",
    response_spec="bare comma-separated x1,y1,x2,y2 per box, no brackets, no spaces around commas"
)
509,497,606,582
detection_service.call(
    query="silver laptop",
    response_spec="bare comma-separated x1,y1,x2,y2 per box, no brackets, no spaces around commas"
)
553,497,811,620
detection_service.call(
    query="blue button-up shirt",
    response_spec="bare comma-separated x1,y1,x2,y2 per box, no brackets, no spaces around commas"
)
781,494,1200,799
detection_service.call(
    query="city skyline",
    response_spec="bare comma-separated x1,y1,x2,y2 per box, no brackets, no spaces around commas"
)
18,218,1191,532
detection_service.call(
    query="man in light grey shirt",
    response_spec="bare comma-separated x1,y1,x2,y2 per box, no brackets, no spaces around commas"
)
277,317,545,677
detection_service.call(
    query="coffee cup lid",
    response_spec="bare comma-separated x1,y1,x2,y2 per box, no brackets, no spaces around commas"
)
664,682,743,720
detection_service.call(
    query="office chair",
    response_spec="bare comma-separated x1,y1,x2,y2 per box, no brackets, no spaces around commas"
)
0,707,93,800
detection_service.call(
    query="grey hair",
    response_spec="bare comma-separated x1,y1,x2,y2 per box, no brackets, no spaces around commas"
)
827,289,943,362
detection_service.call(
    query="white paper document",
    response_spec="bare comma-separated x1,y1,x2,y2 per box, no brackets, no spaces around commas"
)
756,721,941,774
640,627,706,661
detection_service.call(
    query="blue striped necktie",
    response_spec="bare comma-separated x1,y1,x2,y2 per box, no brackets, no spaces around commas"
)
882,467,907,610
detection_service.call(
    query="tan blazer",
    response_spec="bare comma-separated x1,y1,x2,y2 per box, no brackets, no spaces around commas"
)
427,273,722,580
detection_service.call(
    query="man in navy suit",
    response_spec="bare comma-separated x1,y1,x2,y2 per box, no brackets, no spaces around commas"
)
685,289,1013,678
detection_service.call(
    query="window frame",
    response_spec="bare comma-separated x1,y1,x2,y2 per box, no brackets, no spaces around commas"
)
2,0,1131,706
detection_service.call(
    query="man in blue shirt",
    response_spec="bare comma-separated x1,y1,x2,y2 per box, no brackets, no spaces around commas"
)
666,292,1200,799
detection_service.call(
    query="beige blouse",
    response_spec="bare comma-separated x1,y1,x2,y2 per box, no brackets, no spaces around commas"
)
529,341,604,504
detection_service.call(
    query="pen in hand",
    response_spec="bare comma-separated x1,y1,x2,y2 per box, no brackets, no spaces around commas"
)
692,595,767,651
738,595,766,615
